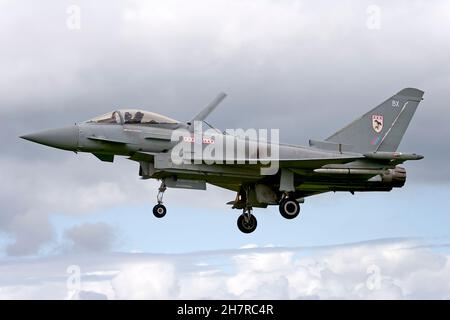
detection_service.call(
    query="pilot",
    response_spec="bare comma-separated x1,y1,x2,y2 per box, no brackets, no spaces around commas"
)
133,111,144,123
124,112,132,123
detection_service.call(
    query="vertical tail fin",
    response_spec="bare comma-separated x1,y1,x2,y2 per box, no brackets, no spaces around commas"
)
325,88,424,153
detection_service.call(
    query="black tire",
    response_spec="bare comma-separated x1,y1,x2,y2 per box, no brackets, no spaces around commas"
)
279,198,300,219
237,214,257,234
153,204,167,218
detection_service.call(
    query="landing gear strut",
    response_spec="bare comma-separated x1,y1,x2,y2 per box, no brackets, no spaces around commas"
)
237,207,257,234
236,186,257,233
152,181,167,218
279,194,300,219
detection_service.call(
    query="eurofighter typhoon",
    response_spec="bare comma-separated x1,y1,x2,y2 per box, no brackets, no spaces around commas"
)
21,88,424,233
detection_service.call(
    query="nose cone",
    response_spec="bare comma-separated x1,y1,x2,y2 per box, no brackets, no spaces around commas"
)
21,125,79,151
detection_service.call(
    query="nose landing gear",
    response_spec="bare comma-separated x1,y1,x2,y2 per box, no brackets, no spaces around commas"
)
237,207,257,234
235,186,258,234
153,203,166,218
152,181,167,218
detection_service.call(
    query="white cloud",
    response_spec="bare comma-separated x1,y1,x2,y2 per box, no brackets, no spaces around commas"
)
112,262,179,299
0,239,449,299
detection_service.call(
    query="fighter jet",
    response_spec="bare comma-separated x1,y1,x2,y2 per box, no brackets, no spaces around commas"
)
21,88,424,233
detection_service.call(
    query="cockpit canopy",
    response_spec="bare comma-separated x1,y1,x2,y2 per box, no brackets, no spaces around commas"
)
86,109,179,125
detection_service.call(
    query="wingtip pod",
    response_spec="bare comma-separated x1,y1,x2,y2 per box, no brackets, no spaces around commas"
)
363,152,424,161
397,88,425,100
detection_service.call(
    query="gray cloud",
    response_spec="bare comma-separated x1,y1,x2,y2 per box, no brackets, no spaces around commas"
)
4,211,55,256
1,0,450,255
2,0,449,171
64,222,118,253
0,156,141,255
0,154,234,255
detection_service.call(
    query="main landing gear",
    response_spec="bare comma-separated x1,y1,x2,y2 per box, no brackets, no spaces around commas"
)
152,181,167,218
278,195,300,219
237,207,257,234
235,195,301,233
235,186,258,234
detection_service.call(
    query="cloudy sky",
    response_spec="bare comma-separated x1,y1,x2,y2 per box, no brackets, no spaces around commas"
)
1,0,450,299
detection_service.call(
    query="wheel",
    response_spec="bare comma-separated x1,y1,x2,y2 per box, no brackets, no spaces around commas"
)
237,214,257,233
279,198,300,219
153,204,167,218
